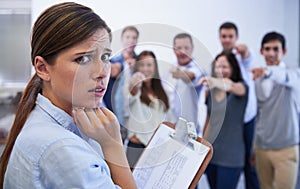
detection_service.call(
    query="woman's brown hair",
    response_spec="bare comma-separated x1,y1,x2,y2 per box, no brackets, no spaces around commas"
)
0,2,111,186
211,50,243,82
133,50,170,111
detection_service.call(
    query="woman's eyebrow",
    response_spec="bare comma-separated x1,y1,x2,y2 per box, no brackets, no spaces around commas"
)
104,48,112,53
75,50,96,55
75,48,111,56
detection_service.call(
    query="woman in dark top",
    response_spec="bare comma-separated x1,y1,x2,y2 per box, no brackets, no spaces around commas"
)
198,50,248,189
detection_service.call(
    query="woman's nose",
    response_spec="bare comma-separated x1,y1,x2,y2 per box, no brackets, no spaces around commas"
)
92,60,110,79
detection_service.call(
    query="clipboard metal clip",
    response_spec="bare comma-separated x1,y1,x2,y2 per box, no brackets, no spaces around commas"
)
170,117,198,145
187,122,197,140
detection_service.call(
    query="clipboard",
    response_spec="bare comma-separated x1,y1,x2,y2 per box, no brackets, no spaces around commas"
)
132,117,213,189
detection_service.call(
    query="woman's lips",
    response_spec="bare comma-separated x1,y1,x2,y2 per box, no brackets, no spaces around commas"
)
88,87,106,97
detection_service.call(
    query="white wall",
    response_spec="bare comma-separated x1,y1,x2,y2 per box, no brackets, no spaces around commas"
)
32,0,299,70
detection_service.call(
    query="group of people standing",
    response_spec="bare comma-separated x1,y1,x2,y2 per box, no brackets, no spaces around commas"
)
102,27,203,169
203,24,300,189
104,21,300,189
0,2,299,189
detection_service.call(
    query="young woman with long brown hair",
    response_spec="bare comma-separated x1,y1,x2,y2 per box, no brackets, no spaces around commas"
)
0,2,136,188
125,50,175,168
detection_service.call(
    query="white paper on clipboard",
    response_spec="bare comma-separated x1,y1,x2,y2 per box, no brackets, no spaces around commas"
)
132,123,210,189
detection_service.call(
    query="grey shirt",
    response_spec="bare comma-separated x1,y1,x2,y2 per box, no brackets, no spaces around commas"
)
254,63,300,150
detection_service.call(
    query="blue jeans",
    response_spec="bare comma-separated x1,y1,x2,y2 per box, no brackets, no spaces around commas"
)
206,164,243,189
244,118,260,189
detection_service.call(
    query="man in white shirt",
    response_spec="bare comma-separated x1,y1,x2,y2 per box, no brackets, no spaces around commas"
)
167,33,204,135
218,22,260,189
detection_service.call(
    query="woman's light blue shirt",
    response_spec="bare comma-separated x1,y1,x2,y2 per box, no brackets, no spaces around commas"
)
4,94,120,189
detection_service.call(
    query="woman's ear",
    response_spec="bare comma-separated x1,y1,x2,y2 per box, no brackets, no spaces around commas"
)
34,56,50,81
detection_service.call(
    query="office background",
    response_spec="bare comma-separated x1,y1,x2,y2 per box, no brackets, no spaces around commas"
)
0,0,299,90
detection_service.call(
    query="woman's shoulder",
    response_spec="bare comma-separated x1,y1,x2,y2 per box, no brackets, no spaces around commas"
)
14,99,103,164
16,121,82,156
8,121,113,189
17,101,88,153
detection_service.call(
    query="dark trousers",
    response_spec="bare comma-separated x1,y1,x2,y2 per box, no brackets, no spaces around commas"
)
126,141,145,170
206,164,243,189
244,118,260,189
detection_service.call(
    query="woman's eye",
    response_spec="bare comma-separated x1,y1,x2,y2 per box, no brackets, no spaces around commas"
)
101,53,111,62
75,55,91,65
